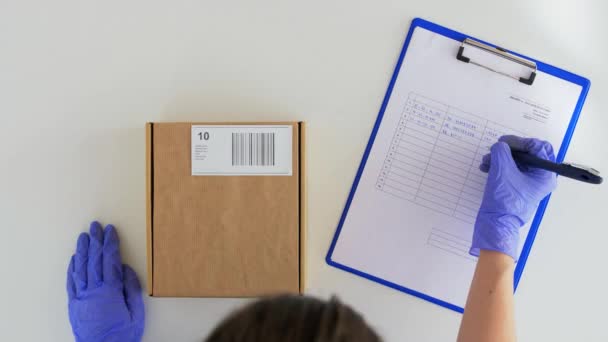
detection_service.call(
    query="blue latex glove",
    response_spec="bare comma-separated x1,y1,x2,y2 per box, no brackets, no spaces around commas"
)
67,222,145,342
470,136,557,261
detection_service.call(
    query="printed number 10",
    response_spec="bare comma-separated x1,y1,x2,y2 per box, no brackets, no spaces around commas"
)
198,132,210,140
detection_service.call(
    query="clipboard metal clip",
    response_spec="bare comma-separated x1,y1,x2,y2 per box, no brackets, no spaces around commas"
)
456,38,537,85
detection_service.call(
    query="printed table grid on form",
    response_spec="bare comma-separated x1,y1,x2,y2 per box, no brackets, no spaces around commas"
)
375,92,523,224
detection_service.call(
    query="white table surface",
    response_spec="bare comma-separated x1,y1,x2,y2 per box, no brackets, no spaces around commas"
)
1,1,607,341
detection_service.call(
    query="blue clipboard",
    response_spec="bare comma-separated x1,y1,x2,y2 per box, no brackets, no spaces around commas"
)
326,18,591,313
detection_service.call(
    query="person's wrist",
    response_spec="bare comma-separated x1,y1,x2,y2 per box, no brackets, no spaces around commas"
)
470,212,521,261
478,250,515,272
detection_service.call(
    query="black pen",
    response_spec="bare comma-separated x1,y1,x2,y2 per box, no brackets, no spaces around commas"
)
511,149,603,184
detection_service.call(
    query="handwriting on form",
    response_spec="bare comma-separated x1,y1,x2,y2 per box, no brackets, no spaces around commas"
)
376,93,522,224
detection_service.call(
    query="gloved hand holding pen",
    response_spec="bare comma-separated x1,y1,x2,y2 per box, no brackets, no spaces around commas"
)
459,135,558,342
470,135,557,261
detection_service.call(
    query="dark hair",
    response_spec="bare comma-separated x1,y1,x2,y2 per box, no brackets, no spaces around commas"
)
205,295,382,342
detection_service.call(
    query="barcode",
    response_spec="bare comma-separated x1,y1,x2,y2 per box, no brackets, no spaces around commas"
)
232,133,275,166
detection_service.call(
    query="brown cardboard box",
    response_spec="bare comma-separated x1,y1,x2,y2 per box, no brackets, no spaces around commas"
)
145,122,306,297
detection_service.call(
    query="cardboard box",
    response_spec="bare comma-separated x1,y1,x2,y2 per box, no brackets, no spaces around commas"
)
145,122,306,297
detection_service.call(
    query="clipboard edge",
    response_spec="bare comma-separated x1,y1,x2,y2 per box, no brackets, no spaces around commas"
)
326,16,467,314
515,68,591,287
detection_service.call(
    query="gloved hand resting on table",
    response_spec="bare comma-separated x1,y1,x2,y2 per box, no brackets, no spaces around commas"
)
67,221,145,342
470,135,557,261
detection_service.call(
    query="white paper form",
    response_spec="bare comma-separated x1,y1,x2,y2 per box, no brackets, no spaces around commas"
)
329,27,583,308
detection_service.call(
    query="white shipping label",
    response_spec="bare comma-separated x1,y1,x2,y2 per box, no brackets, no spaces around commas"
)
191,125,293,176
